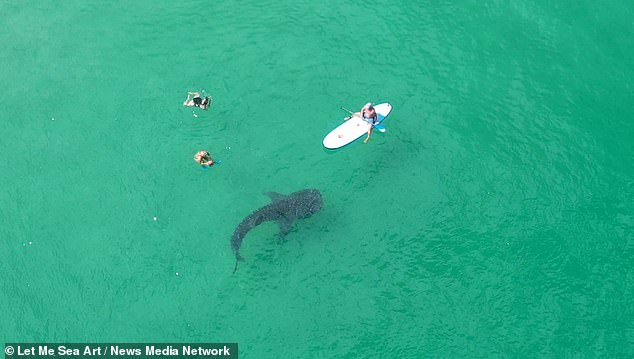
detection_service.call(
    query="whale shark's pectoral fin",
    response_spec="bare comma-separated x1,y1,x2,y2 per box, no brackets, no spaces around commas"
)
265,191,287,202
276,216,294,239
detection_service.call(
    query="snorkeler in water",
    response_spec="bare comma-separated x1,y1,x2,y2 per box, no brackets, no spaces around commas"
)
194,150,214,166
184,92,211,110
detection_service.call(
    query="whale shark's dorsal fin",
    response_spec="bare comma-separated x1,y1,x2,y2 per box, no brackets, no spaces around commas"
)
265,192,286,202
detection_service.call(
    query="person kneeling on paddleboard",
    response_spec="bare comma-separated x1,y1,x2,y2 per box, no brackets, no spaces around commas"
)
184,92,211,110
360,102,378,143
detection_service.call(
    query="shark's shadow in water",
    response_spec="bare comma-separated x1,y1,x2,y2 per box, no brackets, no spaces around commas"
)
231,189,323,273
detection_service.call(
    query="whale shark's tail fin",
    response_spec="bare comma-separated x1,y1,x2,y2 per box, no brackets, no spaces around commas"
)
233,254,244,274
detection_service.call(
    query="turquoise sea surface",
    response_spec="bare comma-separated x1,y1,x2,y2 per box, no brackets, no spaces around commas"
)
1,0,633,357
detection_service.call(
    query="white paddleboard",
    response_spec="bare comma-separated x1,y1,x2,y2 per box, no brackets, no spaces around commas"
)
323,103,393,149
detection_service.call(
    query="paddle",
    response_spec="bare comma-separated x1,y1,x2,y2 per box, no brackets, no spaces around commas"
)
340,106,386,133
340,106,354,115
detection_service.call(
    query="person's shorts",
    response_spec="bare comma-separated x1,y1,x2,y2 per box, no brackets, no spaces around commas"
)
363,117,377,125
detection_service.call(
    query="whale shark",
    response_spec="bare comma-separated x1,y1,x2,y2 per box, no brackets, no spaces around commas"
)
231,189,323,273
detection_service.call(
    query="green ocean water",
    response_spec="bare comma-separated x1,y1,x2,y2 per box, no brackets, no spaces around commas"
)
1,0,633,357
